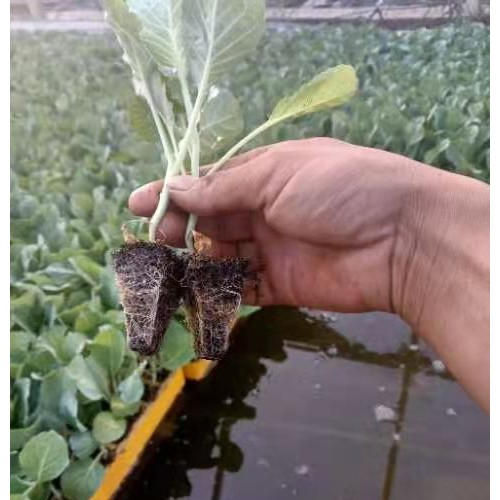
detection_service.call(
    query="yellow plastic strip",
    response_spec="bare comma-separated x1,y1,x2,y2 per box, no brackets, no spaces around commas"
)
91,369,185,500
183,360,215,381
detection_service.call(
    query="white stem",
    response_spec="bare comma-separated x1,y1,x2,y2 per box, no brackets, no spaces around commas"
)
149,44,214,242
209,120,275,175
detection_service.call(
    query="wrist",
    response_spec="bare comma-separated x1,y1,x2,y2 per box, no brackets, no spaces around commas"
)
391,165,489,339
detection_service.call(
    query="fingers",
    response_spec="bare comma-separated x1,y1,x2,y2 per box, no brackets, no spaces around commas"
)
200,145,270,176
156,212,253,246
129,180,164,217
154,210,188,247
167,158,272,217
129,146,270,217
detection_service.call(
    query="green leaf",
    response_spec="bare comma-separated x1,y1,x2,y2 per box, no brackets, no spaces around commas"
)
60,458,105,500
103,0,154,95
26,349,59,377
69,255,104,286
99,266,121,310
11,290,45,333
128,95,158,143
19,431,69,482
157,319,195,371
268,65,358,125
200,88,244,158
22,482,50,500
66,356,111,401
404,116,426,147
189,0,266,85
63,332,88,362
127,0,185,74
10,474,30,495
73,307,108,336
110,396,142,418
70,193,93,220
69,431,99,460
424,138,451,165
39,369,83,431
10,419,41,451
92,412,127,444
90,326,126,376
10,331,35,363
129,0,265,85
118,370,144,404
11,378,31,428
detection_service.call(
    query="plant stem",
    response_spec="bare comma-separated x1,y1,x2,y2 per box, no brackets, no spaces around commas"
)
151,109,174,167
209,121,273,175
50,484,63,499
150,357,158,386
149,45,213,242
185,131,200,251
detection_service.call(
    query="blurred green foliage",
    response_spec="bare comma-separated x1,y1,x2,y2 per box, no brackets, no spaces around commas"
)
10,22,489,499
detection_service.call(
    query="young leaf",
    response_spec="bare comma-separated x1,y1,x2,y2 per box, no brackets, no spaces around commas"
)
11,290,45,334
60,458,105,500
157,319,195,371
104,0,146,78
66,356,111,401
69,431,99,460
210,64,359,174
187,0,266,85
10,331,35,363
69,255,104,287
268,65,358,125
99,266,121,310
128,95,158,143
92,412,127,444
10,419,41,452
11,378,31,428
89,326,126,376
70,193,93,220
10,474,30,495
118,370,144,404
110,396,142,418
19,431,69,482
129,0,265,85
38,369,83,431
200,88,244,158
127,0,187,75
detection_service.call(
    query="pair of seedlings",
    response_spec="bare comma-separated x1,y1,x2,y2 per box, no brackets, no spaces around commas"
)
113,241,250,361
104,1,358,362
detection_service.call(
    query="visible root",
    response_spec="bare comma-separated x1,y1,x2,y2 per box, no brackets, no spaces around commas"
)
113,242,186,356
182,254,251,360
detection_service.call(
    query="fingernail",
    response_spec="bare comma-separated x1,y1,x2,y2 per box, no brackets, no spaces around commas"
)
168,176,197,191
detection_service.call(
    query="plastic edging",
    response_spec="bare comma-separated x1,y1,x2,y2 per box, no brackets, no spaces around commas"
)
183,359,215,381
91,369,185,500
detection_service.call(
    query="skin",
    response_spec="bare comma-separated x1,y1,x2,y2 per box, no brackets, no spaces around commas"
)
129,138,490,411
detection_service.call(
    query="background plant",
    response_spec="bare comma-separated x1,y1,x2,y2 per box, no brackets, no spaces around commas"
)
10,21,489,499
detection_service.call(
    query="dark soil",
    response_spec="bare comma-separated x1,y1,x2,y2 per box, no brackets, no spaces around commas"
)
113,242,186,356
182,254,251,361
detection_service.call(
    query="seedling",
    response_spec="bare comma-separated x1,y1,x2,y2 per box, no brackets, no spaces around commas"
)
105,0,358,359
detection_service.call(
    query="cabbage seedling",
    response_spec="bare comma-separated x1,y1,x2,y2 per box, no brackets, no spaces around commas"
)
105,0,358,359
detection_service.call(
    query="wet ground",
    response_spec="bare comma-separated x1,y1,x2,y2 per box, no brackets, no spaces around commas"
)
125,307,489,500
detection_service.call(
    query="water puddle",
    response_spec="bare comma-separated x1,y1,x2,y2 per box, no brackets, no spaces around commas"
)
124,307,489,500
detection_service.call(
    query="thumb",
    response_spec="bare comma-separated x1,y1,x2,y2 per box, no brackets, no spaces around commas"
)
168,164,269,216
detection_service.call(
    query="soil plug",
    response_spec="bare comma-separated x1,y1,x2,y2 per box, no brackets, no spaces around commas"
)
182,254,250,360
113,242,186,356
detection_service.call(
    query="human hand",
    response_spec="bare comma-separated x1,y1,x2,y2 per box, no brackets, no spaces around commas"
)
129,138,418,313
129,137,489,409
